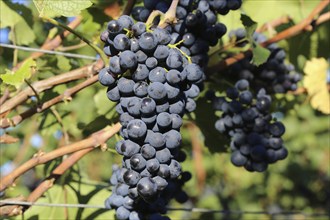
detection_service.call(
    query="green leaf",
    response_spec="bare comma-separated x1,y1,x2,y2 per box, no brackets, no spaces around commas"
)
194,97,228,153
33,0,93,17
0,58,37,88
8,19,36,45
0,1,22,28
56,55,72,71
240,13,257,43
94,88,116,116
0,1,36,45
252,44,271,66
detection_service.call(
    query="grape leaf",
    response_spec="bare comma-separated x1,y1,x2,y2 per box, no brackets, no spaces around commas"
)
56,55,71,71
240,13,257,43
0,58,37,88
240,14,270,66
0,1,22,28
33,0,93,17
252,44,271,66
0,1,36,45
8,19,36,45
194,97,228,153
94,88,117,116
303,58,330,114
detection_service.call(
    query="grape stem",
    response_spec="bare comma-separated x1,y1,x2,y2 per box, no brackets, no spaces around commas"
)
146,10,165,28
159,0,179,28
168,40,192,63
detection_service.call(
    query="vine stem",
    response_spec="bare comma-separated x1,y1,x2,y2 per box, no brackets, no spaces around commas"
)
159,0,179,28
206,0,330,74
256,15,292,33
187,122,206,194
40,16,108,66
3,148,93,217
0,74,100,129
0,123,121,193
261,0,330,46
0,59,104,116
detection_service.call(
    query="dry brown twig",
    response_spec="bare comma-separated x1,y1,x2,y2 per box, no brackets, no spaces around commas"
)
187,123,206,194
0,134,19,144
0,196,25,216
0,63,104,129
0,123,121,193
256,15,293,33
0,59,104,115
206,0,330,74
0,123,121,217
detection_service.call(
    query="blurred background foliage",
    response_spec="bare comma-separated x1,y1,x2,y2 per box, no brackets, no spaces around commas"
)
0,0,329,219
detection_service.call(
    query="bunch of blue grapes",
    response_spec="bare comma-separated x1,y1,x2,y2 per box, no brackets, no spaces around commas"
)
105,164,191,219
131,0,242,68
99,14,204,219
210,79,288,172
132,0,242,22
225,29,302,94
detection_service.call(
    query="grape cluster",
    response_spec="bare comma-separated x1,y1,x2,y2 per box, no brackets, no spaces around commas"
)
99,14,204,219
132,0,242,22
210,79,288,172
105,164,191,219
225,29,302,94
131,0,242,68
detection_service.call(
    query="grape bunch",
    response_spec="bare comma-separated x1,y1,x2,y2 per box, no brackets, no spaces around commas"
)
210,79,288,172
132,0,242,22
131,0,241,68
105,164,191,219
225,29,302,94
99,14,205,219
208,28,302,171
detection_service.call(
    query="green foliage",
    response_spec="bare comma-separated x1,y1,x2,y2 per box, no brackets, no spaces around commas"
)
33,0,93,17
240,14,257,42
240,14,271,65
0,58,36,88
0,1,35,45
252,44,271,66
0,1,329,220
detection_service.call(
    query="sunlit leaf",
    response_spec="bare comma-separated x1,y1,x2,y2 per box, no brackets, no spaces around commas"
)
0,1,22,28
0,58,37,88
56,55,71,71
94,88,116,116
252,44,271,66
33,0,93,17
0,1,36,45
303,58,330,114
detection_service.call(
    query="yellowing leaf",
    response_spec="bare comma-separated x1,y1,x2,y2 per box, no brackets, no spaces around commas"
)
33,0,93,17
310,89,330,115
303,58,330,114
0,58,37,88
